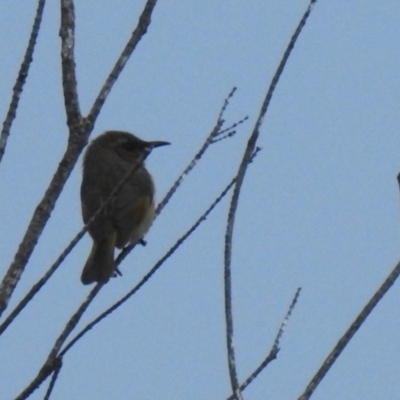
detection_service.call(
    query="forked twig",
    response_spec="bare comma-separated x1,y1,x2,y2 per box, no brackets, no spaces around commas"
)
226,288,301,400
115,87,246,266
223,1,317,398
156,87,239,215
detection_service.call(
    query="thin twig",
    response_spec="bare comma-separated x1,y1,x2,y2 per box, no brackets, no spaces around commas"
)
86,0,159,127
115,87,243,266
226,288,301,400
223,2,317,398
211,116,249,144
272,287,301,349
155,87,238,216
0,0,46,165
60,175,238,357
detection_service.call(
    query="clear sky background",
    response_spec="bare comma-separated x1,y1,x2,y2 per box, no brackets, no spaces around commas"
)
1,1,400,399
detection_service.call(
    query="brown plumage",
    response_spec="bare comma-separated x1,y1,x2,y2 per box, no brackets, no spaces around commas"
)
80,130,169,285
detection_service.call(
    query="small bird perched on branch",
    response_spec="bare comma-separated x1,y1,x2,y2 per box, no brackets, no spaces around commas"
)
80,130,170,285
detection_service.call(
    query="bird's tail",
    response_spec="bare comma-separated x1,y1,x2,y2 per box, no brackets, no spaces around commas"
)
81,234,116,285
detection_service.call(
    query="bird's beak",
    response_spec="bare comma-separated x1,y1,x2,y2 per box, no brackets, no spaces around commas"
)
147,141,170,149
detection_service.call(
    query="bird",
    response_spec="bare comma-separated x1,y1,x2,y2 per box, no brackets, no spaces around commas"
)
80,130,169,285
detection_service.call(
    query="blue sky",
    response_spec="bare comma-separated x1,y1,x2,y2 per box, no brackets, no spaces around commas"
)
1,1,400,399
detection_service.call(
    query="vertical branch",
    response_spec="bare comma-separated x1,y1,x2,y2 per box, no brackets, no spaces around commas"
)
60,0,82,130
0,0,86,318
0,0,46,164
226,288,301,400
223,1,317,398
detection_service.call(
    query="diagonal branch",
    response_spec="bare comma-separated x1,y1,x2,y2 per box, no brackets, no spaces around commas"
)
15,284,102,400
156,87,238,215
0,0,46,165
43,359,62,400
298,171,400,400
86,0,159,126
298,258,400,400
0,140,85,318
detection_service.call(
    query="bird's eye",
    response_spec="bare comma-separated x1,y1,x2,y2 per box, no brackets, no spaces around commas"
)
121,141,136,152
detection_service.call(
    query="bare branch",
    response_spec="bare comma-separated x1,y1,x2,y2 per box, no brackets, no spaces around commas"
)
0,0,89,317
226,288,301,400
297,174,400,399
156,87,238,215
60,0,82,129
12,154,240,397
0,0,161,318
298,261,400,398
223,1,317,397
272,287,301,350
0,0,46,164
116,87,243,265
211,116,248,144
86,0,159,126
0,141,85,317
